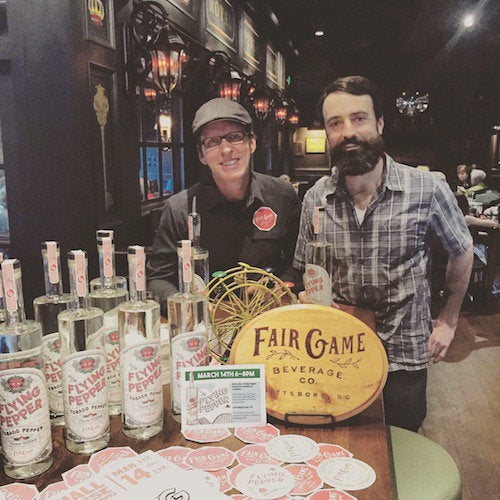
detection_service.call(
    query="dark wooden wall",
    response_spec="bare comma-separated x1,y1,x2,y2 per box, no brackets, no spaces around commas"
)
0,0,291,316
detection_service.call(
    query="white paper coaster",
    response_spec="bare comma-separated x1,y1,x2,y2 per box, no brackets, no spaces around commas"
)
234,464,295,499
266,434,320,463
317,457,376,491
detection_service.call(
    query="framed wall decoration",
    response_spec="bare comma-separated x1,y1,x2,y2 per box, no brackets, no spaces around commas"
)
266,43,279,88
84,0,115,49
205,0,236,52
89,63,118,217
242,13,260,71
168,0,197,21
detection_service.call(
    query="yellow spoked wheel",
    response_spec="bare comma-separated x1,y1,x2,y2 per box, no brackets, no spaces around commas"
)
204,263,295,362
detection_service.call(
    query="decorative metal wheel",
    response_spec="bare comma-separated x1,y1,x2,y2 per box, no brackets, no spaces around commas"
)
204,262,295,362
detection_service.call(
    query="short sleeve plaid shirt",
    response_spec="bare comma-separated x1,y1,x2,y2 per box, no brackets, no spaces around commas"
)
293,155,472,371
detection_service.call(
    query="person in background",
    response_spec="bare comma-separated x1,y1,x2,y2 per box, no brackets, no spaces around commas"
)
455,192,499,229
293,75,473,431
147,98,300,311
456,163,471,192
466,169,488,196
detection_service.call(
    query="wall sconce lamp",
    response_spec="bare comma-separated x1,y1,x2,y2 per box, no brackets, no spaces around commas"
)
158,97,172,145
250,84,274,121
218,68,243,101
128,1,187,97
288,103,300,126
274,93,289,126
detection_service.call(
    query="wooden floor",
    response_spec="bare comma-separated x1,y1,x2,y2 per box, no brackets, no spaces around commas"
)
422,299,500,500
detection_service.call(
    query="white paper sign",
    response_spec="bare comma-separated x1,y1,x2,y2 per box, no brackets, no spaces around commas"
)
180,365,267,430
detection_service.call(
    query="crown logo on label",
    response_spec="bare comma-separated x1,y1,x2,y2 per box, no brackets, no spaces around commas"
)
88,0,105,26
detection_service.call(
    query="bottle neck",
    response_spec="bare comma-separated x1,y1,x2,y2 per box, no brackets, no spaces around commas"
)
128,282,146,303
127,246,147,303
313,207,326,243
69,251,89,310
42,243,64,297
178,240,194,295
98,239,116,289
189,213,201,248
2,260,26,325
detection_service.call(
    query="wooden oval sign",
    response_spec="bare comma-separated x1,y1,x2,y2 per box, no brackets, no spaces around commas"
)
229,304,388,423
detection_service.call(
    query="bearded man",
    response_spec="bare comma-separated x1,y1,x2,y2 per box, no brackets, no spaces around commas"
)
293,76,473,431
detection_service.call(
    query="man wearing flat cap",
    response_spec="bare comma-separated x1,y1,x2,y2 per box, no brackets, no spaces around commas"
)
147,98,300,309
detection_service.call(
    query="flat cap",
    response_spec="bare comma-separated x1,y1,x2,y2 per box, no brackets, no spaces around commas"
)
192,98,252,135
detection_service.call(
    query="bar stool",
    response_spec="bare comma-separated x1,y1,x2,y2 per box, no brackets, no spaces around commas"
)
390,426,462,500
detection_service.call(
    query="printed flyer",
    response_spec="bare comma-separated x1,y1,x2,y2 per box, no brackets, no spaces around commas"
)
180,365,266,430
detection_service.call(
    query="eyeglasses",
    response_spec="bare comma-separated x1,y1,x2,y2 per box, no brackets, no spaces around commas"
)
199,131,250,150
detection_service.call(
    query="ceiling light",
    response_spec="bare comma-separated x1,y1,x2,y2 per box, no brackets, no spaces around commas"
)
269,11,279,26
315,30,325,37
462,14,474,27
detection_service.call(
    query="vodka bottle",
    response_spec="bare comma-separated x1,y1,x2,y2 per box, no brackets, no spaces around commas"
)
0,252,5,325
304,206,333,306
118,246,163,439
90,230,128,292
33,241,72,426
89,236,128,416
58,250,109,454
0,259,53,479
186,196,209,292
168,240,209,417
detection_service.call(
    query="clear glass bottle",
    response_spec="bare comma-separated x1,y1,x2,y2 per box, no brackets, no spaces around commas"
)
58,250,109,454
118,246,163,439
304,206,333,305
33,241,72,426
186,196,209,292
89,236,128,416
169,240,210,418
90,230,128,292
0,259,53,479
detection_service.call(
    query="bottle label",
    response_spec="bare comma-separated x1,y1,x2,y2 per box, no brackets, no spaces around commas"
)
102,238,114,279
181,241,192,284
0,368,52,466
41,332,64,415
2,261,19,313
304,264,332,306
122,341,163,427
134,247,146,292
171,331,208,414
103,309,121,406
61,350,109,441
46,241,60,284
74,251,87,298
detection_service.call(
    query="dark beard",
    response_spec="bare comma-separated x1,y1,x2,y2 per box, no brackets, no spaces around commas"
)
330,135,385,176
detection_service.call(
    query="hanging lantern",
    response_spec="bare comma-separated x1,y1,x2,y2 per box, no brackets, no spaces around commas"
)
143,87,157,101
252,86,274,121
150,29,186,96
218,69,243,101
288,102,299,126
274,97,289,126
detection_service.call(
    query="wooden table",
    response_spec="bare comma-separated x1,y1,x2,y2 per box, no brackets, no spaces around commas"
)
0,305,394,498
0,386,394,498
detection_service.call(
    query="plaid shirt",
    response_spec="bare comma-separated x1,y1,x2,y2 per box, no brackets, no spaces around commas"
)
293,155,472,371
